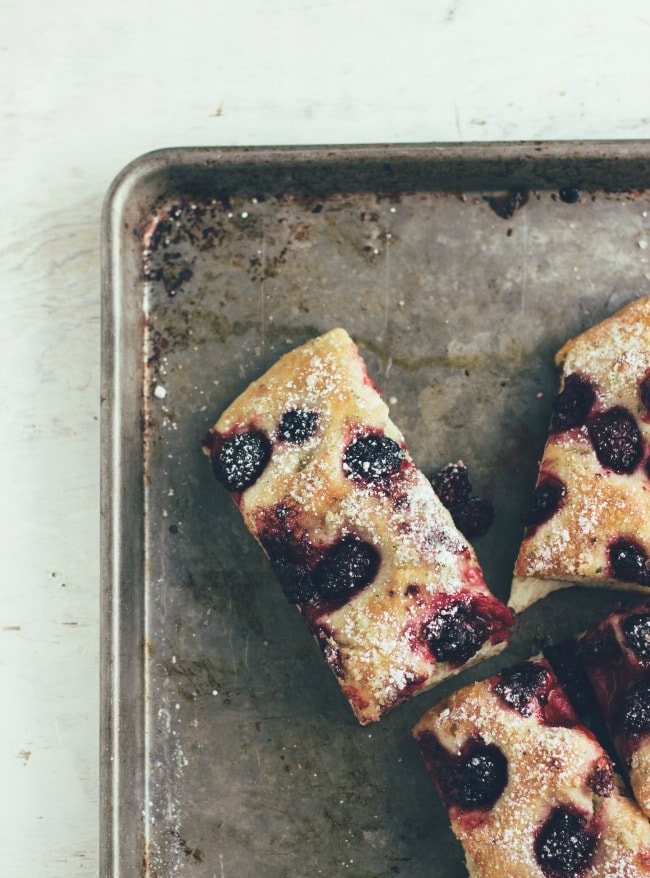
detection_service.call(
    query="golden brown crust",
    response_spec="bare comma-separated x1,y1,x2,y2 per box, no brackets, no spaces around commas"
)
511,295,650,613
413,663,650,877
205,329,513,723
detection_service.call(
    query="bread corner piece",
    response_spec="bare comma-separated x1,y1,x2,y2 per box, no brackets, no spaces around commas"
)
510,295,650,614
204,328,513,724
575,598,650,819
413,657,650,877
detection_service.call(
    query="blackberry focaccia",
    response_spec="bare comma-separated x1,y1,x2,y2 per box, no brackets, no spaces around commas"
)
204,329,513,724
511,296,650,613
577,600,650,818
413,659,650,878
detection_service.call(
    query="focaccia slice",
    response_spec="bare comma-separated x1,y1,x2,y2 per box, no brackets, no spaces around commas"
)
413,659,650,877
576,599,650,818
511,296,650,614
203,328,513,724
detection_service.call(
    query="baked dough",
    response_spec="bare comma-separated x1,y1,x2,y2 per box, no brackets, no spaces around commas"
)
413,658,650,877
511,296,650,613
576,599,650,818
204,328,513,724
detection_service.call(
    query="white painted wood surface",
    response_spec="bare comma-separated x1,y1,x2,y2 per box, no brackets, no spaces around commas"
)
1,1,649,875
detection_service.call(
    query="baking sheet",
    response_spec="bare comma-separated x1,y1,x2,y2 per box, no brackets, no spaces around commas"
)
101,142,650,878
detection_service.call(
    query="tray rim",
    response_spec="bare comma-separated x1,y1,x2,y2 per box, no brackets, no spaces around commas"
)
100,138,650,878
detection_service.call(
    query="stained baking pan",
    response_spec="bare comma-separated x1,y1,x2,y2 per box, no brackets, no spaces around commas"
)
101,142,650,878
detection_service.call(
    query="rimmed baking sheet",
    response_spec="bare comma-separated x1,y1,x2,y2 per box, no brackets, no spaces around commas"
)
101,142,650,878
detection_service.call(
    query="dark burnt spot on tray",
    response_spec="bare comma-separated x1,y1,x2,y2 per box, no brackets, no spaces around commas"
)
248,246,289,282
559,187,582,204
168,829,204,863
484,189,529,219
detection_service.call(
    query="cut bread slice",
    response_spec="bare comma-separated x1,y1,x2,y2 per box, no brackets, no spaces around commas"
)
413,658,650,877
203,328,513,724
510,295,650,614
574,599,650,819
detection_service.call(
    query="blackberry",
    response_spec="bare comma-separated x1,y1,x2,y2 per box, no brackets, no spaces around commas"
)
277,409,319,443
551,374,595,433
608,538,650,586
620,681,650,737
212,430,271,491
523,477,566,528
589,406,643,474
431,462,472,510
622,612,650,664
535,807,596,876
312,536,380,602
424,601,488,665
452,497,494,539
343,432,404,484
453,746,508,809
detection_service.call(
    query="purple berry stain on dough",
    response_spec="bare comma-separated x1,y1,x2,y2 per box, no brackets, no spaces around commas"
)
550,374,596,434
417,733,508,812
494,661,549,716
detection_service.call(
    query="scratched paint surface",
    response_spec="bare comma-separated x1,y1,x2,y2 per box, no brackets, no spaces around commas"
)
138,184,650,877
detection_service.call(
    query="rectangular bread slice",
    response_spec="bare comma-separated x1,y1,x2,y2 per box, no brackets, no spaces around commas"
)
510,295,650,614
573,599,650,818
413,659,650,877
204,328,513,724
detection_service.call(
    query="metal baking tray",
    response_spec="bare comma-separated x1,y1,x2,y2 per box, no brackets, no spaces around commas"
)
101,142,650,878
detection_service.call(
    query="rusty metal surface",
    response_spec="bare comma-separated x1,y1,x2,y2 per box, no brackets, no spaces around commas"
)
101,142,650,878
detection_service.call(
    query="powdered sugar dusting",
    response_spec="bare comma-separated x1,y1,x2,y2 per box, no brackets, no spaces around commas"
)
209,328,510,723
514,296,650,603
415,670,650,876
